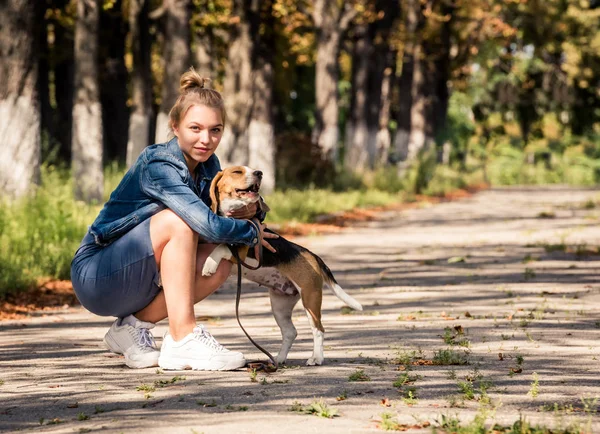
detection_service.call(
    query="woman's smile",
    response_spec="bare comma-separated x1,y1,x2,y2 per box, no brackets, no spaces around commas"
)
173,104,224,173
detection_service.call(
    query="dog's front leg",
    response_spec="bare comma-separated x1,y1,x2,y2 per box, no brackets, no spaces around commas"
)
269,288,301,365
202,244,233,276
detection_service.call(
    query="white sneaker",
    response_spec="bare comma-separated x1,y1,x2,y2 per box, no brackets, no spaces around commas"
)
158,325,246,371
104,316,160,369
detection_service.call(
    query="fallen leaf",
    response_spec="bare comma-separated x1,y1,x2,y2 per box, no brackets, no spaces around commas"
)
380,398,392,407
498,353,504,361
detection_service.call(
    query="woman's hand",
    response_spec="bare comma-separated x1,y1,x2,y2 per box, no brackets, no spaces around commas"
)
227,202,258,219
258,222,278,253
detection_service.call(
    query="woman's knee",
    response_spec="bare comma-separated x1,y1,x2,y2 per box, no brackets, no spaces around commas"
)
151,209,197,241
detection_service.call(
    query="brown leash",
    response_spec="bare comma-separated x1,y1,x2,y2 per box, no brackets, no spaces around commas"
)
231,218,278,373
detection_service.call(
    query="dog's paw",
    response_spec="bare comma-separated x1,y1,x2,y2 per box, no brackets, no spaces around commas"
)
306,356,324,366
202,258,219,276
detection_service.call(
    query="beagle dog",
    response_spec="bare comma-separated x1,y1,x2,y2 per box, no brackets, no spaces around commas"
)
202,166,363,365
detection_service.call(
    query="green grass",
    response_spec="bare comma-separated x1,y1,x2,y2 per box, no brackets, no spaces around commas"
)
264,187,401,224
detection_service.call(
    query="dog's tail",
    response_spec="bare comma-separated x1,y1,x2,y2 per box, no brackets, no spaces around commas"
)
314,254,363,311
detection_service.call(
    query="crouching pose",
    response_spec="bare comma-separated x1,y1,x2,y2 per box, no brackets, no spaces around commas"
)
70,67,277,370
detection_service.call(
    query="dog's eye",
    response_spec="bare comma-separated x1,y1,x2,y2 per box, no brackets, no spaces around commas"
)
233,170,243,175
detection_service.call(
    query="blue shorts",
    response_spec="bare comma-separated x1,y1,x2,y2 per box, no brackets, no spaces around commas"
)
70,217,162,318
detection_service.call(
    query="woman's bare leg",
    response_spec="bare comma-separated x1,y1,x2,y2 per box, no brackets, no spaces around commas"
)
134,209,232,340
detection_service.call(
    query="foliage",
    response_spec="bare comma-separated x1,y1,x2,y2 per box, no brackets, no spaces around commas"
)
0,165,99,296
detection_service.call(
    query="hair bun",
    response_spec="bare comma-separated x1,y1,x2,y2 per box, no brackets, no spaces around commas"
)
179,67,211,93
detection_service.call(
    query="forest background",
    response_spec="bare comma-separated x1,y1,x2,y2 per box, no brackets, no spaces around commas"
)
0,0,599,296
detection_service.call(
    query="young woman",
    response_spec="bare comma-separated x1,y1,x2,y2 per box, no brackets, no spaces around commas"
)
70,68,277,371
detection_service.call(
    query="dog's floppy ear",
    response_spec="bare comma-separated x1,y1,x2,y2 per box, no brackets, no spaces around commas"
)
209,171,224,214
258,196,271,213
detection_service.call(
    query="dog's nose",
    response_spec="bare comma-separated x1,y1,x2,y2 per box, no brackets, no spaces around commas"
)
253,170,263,179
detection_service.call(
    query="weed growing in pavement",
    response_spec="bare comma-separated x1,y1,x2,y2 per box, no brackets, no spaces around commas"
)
528,372,540,398
433,349,469,365
77,412,89,421
196,399,217,408
524,268,536,280
393,372,422,388
394,348,421,366
249,369,258,383
348,369,371,382
442,326,471,347
581,396,599,414
402,388,418,406
289,399,338,418
225,404,248,411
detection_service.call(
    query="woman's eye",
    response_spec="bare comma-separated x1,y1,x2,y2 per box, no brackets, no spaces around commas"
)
191,126,200,131
211,128,222,133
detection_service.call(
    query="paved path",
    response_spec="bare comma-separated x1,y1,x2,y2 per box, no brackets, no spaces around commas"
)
1,186,600,433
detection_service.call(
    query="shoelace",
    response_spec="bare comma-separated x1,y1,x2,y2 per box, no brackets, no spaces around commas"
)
193,326,225,352
132,327,157,351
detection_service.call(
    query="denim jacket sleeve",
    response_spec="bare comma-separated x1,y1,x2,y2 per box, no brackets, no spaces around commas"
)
141,152,259,246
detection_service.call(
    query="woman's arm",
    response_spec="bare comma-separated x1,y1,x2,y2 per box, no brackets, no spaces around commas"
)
142,156,259,246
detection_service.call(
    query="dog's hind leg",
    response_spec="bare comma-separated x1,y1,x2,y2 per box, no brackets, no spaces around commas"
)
269,288,301,364
299,283,325,366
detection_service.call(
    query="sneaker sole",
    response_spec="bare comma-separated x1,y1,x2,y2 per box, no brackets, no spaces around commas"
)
158,355,246,371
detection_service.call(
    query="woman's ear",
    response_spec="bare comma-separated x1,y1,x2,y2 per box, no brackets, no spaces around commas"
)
209,171,224,214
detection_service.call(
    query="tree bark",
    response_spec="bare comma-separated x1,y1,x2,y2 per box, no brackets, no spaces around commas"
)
312,0,356,162
0,0,42,198
344,1,399,172
343,24,371,171
373,0,400,166
393,0,419,165
127,0,154,167
218,0,254,167
99,0,129,162
155,0,192,143
248,0,276,194
52,0,75,163
72,0,103,203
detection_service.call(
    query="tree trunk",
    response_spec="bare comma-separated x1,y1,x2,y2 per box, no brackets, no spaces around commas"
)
72,0,103,203
127,0,154,167
376,50,397,166
432,2,454,148
393,0,419,165
373,0,400,166
343,24,370,171
155,0,192,143
248,0,276,194
312,0,355,162
99,0,129,163
38,2,53,162
218,0,254,167
0,0,42,198
52,0,75,163
344,1,399,172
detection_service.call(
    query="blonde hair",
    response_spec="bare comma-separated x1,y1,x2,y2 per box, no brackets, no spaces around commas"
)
168,67,227,133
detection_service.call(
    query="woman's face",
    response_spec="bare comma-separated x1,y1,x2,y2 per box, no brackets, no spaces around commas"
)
173,104,224,173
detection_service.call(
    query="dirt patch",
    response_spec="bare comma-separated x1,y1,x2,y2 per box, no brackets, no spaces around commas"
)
0,280,78,321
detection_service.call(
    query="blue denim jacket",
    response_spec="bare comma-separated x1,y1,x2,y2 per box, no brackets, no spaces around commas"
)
88,137,259,247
